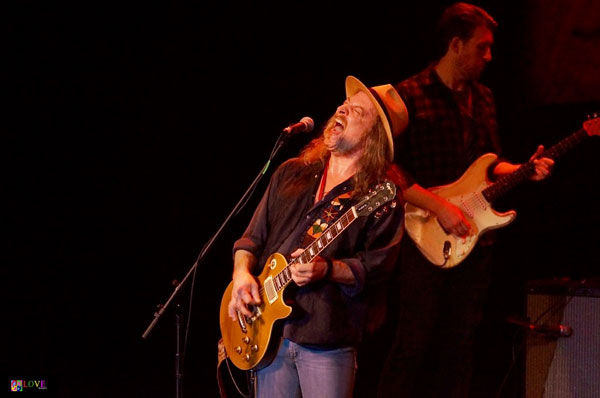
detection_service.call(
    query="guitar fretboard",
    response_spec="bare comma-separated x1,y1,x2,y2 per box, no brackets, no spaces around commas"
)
482,128,589,203
270,207,358,293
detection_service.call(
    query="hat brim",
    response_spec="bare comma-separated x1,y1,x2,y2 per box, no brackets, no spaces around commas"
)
345,76,395,161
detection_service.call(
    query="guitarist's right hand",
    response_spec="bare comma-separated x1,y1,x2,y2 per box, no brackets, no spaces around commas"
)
436,199,471,238
404,184,471,238
228,269,261,321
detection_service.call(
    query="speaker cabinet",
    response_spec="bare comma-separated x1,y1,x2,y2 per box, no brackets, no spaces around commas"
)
525,278,600,398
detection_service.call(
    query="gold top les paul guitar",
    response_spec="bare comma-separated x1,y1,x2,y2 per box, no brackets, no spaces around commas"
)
219,181,397,370
405,114,600,269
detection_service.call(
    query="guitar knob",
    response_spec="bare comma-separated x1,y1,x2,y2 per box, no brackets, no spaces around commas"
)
245,354,251,362
242,337,250,344
251,344,259,352
234,346,242,354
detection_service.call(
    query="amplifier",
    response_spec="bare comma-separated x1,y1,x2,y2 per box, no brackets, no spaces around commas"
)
525,278,600,398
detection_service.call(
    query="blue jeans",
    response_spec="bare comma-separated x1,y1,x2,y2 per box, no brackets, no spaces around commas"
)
256,338,357,398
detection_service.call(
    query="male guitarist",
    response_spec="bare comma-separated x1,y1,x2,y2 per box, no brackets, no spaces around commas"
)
377,3,554,398
224,75,408,397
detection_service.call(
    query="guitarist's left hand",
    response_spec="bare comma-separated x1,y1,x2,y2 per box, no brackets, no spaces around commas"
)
289,248,330,287
529,145,555,181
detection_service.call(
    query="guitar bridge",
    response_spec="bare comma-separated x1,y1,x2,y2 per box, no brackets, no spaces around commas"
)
236,310,248,333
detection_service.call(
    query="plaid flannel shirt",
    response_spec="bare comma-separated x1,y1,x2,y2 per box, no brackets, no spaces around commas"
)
394,64,502,189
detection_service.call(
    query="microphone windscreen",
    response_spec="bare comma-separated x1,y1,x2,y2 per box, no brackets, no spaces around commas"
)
300,116,314,132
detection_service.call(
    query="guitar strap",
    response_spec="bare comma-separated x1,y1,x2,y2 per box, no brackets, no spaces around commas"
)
305,158,354,246
301,191,354,248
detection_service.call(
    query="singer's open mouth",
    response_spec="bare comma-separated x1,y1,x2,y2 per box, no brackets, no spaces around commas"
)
332,119,345,133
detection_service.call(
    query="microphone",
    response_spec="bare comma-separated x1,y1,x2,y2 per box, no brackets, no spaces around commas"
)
506,316,573,338
527,323,573,338
282,116,314,135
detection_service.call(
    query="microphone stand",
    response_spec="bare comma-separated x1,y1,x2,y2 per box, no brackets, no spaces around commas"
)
175,303,183,397
141,130,294,397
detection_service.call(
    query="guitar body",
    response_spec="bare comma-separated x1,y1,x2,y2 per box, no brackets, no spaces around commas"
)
404,115,599,268
219,252,292,370
404,153,516,268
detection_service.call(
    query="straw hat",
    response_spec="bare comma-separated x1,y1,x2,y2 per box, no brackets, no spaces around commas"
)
345,75,409,160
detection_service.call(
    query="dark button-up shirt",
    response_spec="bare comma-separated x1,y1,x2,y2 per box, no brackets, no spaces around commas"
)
233,158,404,347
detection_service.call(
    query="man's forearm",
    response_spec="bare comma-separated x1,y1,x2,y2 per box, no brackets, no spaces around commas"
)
233,249,258,277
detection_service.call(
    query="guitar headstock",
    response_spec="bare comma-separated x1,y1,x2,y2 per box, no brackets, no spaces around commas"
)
584,112,600,137
355,181,397,217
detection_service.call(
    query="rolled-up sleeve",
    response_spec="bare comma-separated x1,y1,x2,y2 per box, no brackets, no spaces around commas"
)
232,183,271,260
337,200,405,297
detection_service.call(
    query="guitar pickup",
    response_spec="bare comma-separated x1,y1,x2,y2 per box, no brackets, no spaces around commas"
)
264,276,278,304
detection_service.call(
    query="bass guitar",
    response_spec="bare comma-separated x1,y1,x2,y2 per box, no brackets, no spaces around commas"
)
219,181,397,370
404,114,599,268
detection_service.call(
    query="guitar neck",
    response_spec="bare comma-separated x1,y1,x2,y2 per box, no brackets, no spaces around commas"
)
482,127,589,203
272,206,359,292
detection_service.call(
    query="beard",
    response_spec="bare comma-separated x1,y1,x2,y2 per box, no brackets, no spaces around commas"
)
322,114,367,156
464,62,486,82
468,64,484,81
456,55,487,82
324,131,364,156
330,137,357,154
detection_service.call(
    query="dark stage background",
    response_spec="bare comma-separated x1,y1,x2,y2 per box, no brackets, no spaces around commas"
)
5,1,600,397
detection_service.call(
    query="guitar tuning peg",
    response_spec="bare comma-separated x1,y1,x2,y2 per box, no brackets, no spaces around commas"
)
374,206,386,218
